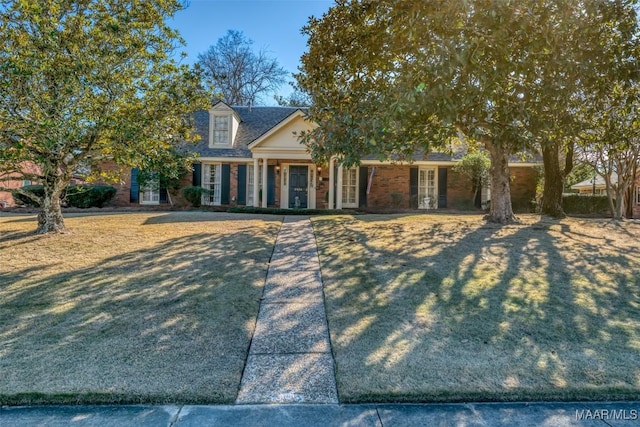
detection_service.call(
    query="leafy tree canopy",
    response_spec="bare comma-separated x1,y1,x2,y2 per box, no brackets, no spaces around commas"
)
297,0,639,223
0,0,210,233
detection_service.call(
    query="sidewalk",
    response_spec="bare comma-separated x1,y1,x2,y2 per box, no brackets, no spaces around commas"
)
2,401,639,426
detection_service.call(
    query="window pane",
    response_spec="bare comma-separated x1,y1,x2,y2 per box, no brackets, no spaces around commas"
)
202,164,222,205
342,168,357,206
247,165,254,205
213,116,229,145
418,168,436,209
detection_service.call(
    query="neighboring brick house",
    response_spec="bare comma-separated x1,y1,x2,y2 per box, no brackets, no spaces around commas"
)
114,101,539,212
0,162,41,208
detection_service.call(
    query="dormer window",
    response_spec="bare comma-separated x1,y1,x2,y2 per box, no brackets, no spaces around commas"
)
213,115,230,145
208,102,239,147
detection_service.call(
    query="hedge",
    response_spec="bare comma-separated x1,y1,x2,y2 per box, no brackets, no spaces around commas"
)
181,186,209,207
11,184,116,208
11,185,45,207
562,194,610,214
65,185,116,208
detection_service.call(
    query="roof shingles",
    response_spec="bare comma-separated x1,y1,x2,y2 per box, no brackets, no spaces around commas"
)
189,106,302,158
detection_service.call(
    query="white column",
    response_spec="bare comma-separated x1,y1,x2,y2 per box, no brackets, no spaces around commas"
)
336,163,343,210
261,158,269,208
328,158,335,209
253,158,259,207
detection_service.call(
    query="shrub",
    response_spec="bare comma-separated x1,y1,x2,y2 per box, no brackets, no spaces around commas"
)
562,194,610,214
65,185,116,208
11,185,45,207
389,192,403,208
11,184,116,208
182,186,209,207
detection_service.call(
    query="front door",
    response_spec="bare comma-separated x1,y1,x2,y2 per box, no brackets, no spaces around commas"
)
289,166,308,208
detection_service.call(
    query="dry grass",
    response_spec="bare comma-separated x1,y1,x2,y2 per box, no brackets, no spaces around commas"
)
312,214,640,403
0,211,282,405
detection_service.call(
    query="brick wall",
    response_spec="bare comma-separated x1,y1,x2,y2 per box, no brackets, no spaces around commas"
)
357,164,537,212
510,166,538,213
446,168,475,210
367,165,411,208
0,162,42,207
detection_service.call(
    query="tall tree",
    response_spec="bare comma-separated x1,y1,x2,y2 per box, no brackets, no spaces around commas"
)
533,1,639,218
198,30,288,106
577,83,640,220
298,0,639,224
0,0,209,234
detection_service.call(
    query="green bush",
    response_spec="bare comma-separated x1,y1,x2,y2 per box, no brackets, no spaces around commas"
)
182,186,209,207
11,185,45,207
11,184,116,208
65,185,116,208
562,194,610,214
390,192,403,208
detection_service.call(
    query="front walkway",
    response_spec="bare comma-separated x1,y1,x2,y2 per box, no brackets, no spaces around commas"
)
236,216,338,404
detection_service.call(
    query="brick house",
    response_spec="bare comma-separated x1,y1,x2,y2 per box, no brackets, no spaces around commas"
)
0,162,41,208
114,101,539,212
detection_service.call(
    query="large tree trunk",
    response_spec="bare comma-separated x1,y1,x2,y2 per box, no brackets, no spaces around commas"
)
540,141,566,218
36,179,66,234
485,141,518,224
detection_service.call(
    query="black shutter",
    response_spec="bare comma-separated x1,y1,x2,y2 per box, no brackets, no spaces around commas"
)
237,164,247,205
359,166,368,208
130,168,139,203
267,165,275,205
409,167,418,209
221,164,230,204
159,187,168,204
192,163,202,187
438,167,447,208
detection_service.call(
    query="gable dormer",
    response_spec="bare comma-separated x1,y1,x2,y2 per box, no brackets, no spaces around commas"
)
208,101,240,148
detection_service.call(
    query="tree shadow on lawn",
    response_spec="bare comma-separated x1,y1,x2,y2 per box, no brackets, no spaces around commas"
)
0,230,274,405
142,211,286,225
313,215,640,403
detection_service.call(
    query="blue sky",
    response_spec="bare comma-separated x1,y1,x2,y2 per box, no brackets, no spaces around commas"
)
169,0,334,104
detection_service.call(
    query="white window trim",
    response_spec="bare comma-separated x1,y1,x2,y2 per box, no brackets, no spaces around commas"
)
418,167,438,210
140,178,160,205
341,167,358,208
246,163,262,206
209,113,232,147
636,186,640,205
202,163,222,206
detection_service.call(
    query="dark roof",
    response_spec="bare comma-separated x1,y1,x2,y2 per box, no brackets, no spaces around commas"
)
187,105,540,164
189,106,303,158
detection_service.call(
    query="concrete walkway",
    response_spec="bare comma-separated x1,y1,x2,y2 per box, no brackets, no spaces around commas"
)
236,216,338,404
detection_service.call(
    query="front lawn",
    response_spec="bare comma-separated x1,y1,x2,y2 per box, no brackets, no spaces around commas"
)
0,212,281,405
313,214,640,403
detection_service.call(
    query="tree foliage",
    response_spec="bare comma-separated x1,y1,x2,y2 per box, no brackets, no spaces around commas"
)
274,86,312,107
577,83,640,220
198,30,288,106
453,151,491,205
297,0,640,224
0,0,209,233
